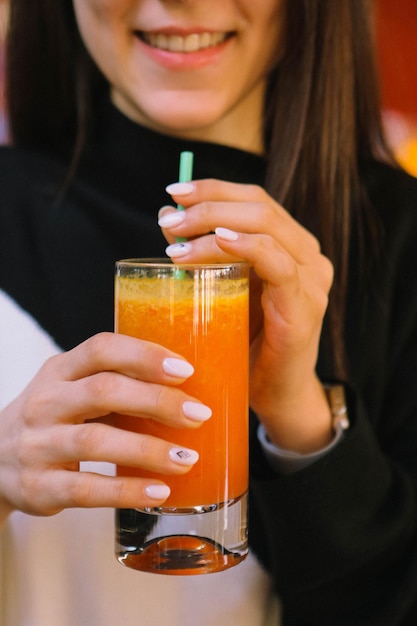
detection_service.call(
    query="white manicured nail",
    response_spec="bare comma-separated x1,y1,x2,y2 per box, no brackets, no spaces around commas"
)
215,227,239,241
165,242,192,258
163,358,194,378
166,182,194,196
145,484,171,500
183,401,212,422
158,212,186,228
169,447,199,466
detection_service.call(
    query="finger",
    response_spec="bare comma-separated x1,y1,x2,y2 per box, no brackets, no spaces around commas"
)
165,233,241,264
39,423,200,475
162,180,320,263
70,473,171,509
164,226,331,303
23,371,212,426
19,469,172,514
215,228,333,294
215,230,333,335
44,332,195,385
163,230,313,328
165,178,264,204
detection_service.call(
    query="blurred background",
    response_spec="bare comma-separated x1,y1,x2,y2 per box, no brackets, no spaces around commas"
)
376,0,417,176
0,0,416,176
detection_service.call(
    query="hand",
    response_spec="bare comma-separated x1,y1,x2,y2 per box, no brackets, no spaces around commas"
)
0,333,211,519
159,179,334,452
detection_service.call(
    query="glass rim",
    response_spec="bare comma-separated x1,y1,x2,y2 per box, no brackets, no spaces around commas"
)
116,258,249,270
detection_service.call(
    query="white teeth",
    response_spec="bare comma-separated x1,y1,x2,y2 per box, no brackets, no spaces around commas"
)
144,31,228,53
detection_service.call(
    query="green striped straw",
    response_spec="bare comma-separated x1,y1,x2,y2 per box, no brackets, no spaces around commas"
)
176,151,194,244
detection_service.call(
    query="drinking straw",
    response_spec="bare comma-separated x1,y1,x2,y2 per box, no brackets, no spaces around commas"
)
176,151,194,243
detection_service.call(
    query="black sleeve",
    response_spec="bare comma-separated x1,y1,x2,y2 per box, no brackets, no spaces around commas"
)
249,392,417,625
248,164,417,625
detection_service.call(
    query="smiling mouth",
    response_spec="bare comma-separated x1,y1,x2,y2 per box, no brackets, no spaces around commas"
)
138,31,234,53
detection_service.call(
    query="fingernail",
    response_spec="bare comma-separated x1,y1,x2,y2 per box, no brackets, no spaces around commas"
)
165,242,192,258
163,358,194,378
166,182,194,196
169,447,199,466
158,212,186,228
158,205,176,218
183,401,212,422
215,227,239,242
145,484,171,500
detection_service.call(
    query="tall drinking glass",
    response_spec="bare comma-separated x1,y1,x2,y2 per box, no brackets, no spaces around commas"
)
114,259,249,575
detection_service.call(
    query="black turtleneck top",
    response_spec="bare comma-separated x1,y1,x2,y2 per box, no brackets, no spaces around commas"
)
2,100,417,625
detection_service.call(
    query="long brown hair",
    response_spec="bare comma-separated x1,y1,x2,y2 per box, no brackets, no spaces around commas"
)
264,0,394,376
6,0,393,377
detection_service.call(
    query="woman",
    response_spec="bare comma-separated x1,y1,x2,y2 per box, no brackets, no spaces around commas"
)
1,1,417,624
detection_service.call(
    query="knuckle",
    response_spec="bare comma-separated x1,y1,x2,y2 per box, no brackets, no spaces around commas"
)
151,384,173,418
257,201,276,223
152,382,169,406
21,388,52,426
279,252,298,282
149,385,187,427
84,332,115,364
84,371,118,403
132,338,155,364
319,254,334,289
132,434,153,461
245,183,266,200
16,431,37,472
71,423,104,456
39,352,61,376
103,478,126,506
66,472,92,507
307,283,331,324
308,284,330,321
199,200,217,221
19,468,50,511
252,232,274,257
67,473,124,508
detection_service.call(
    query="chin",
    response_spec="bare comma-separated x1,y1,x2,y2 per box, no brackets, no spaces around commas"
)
113,89,229,140
143,108,228,140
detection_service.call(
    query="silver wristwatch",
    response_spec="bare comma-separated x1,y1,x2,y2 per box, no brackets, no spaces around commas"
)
323,384,350,434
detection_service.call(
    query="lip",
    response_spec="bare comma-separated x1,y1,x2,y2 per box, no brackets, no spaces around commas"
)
134,29,235,70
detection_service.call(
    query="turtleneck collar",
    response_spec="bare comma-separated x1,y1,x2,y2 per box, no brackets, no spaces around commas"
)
78,98,267,211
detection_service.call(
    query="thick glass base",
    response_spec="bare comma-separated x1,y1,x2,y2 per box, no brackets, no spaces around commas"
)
115,492,248,575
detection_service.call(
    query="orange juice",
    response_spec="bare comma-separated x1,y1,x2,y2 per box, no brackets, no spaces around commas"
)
114,264,249,509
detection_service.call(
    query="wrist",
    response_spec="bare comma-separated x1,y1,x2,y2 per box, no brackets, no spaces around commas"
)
256,379,348,454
